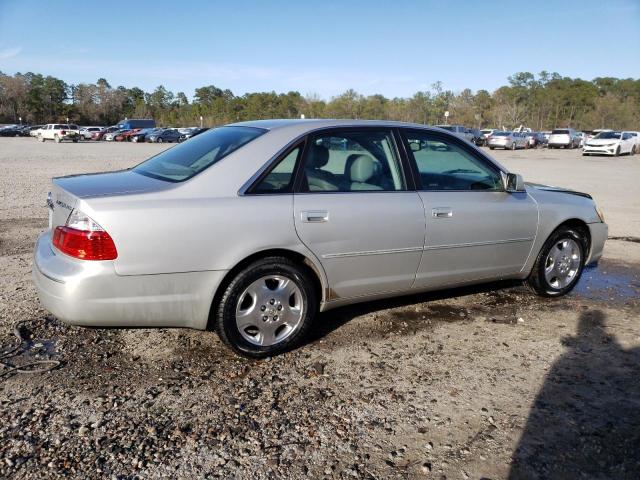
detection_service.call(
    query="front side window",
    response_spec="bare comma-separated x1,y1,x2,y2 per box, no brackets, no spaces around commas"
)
133,126,265,182
403,130,502,191
300,130,405,192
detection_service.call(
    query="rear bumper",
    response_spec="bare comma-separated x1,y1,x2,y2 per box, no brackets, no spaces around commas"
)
586,222,608,265
32,232,226,330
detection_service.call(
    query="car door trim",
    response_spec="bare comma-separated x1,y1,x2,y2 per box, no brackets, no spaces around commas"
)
423,236,535,251
322,246,424,259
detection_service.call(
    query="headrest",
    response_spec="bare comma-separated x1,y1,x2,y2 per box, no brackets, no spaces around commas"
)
349,155,376,183
308,144,329,168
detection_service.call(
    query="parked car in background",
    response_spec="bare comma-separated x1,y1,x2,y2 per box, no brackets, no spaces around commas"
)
548,128,580,149
92,126,120,141
178,127,209,142
104,129,130,142
434,125,474,142
628,131,640,149
33,119,607,358
480,129,498,146
467,128,484,146
575,132,586,147
114,129,141,142
0,125,25,137
80,126,103,140
487,131,528,150
131,128,159,143
582,131,636,156
28,125,44,137
37,124,80,143
541,131,552,142
524,132,546,148
147,128,181,143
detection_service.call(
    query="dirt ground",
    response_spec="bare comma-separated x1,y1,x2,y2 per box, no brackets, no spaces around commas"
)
0,138,639,479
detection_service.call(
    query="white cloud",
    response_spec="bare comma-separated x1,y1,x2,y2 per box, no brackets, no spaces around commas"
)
0,46,21,59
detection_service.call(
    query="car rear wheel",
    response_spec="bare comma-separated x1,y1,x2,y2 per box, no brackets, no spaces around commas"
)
214,256,317,358
38,134,44,142
630,146,636,156
527,225,586,297
511,142,516,150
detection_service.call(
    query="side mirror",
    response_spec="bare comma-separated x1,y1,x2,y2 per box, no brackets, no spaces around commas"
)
505,173,525,193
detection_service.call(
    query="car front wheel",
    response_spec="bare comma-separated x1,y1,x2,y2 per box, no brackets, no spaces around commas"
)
527,226,586,297
214,256,317,358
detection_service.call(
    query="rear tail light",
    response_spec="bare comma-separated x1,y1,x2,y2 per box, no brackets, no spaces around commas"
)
60,130,66,135
52,209,117,260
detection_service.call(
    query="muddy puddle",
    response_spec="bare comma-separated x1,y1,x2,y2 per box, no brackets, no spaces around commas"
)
574,259,640,304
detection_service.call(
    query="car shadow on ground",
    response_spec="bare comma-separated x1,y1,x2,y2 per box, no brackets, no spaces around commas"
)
305,279,526,344
509,310,640,479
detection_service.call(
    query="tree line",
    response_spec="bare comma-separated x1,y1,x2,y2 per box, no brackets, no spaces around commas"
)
0,71,638,130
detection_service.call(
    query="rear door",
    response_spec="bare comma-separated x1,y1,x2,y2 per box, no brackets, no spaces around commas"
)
293,128,425,300
400,129,538,288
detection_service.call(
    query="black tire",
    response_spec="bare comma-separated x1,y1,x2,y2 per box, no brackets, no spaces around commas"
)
632,146,636,156
527,225,587,297
489,147,494,150
214,256,318,358
157,138,163,143
511,142,516,150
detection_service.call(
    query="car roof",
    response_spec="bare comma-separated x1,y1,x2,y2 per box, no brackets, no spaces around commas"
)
229,118,451,135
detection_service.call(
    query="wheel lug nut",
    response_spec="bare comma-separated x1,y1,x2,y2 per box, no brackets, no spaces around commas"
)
269,299,275,305
262,315,268,321
273,315,278,321
260,305,266,311
277,305,282,311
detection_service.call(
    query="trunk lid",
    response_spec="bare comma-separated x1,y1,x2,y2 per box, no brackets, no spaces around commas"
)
49,170,173,229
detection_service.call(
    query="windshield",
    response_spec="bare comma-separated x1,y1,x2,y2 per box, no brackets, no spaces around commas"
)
552,129,569,134
594,131,621,139
133,126,265,182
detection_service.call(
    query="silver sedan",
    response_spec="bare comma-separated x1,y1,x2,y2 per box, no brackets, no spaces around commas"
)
487,131,528,150
33,120,608,357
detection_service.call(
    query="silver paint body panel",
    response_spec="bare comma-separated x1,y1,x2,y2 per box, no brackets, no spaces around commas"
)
33,119,607,329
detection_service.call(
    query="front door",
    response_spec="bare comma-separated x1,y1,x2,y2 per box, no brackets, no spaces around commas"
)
293,129,425,300
401,129,538,289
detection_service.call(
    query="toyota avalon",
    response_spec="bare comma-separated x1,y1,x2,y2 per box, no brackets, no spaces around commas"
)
33,120,608,357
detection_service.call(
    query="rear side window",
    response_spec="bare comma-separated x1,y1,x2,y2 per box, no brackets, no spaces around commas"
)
300,130,405,192
133,126,265,182
251,145,302,194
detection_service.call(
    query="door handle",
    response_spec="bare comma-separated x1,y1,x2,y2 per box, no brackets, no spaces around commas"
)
432,207,453,219
301,210,329,223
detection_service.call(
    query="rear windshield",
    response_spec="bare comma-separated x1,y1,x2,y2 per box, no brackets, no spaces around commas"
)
594,131,621,139
133,126,265,182
552,129,569,134
53,124,66,129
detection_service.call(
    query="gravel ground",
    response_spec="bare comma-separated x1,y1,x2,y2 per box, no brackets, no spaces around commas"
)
1,138,639,479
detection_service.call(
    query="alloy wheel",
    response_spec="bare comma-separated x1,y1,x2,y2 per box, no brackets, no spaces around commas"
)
544,238,582,289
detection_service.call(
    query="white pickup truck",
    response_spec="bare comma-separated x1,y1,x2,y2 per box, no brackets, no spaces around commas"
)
37,124,80,143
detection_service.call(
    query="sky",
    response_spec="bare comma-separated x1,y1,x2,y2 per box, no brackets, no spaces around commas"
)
1,0,639,99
